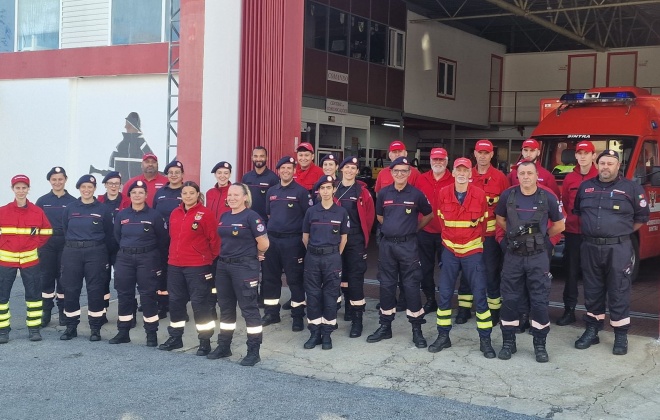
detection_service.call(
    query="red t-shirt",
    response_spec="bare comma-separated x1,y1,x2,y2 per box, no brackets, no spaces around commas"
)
293,163,324,191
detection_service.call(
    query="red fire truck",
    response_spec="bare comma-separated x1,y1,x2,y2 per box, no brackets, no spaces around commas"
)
531,86,660,279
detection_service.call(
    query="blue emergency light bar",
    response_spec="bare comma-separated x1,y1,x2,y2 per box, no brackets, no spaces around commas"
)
560,91,637,104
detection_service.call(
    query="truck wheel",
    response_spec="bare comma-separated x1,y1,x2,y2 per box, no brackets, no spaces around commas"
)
631,234,640,282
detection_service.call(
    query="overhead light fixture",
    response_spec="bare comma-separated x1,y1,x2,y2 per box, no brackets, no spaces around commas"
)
383,122,400,128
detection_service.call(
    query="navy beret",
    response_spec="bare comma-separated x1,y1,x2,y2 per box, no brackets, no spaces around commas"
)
275,156,296,169
102,171,121,184
164,160,185,173
339,156,359,170
127,180,147,194
596,149,620,163
46,166,67,180
76,175,97,189
211,161,232,173
321,154,339,165
313,175,335,193
389,156,411,169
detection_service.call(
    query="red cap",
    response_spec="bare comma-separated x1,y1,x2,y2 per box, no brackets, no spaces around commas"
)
453,158,472,170
475,140,493,152
576,141,595,153
142,153,158,162
389,140,406,152
522,139,540,150
11,174,30,187
429,148,448,159
296,142,314,153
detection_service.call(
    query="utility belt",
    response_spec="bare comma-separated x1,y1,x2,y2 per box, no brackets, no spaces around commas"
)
65,240,105,248
219,256,254,264
269,232,301,239
584,235,630,245
121,245,157,255
307,245,339,255
383,234,417,243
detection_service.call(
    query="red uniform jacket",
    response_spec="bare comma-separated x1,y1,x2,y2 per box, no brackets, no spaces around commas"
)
0,200,52,268
436,184,488,257
293,163,324,191
206,182,232,222
375,166,421,193
168,201,220,267
508,160,560,198
414,170,454,234
123,173,168,207
562,164,598,234
471,165,510,237
335,180,375,247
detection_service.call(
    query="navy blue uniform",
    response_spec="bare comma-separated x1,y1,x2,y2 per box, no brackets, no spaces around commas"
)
216,209,266,348
241,168,279,220
303,202,349,335
262,181,311,320
114,206,169,333
61,199,115,330
35,190,76,318
376,183,432,325
574,176,649,331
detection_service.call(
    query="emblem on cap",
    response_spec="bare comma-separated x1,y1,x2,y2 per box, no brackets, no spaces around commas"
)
137,181,144,186
329,155,334,159
403,158,408,164
352,158,357,163
224,163,229,168
608,150,615,155
177,162,182,167
55,167,61,172
90,176,95,183
289,157,295,163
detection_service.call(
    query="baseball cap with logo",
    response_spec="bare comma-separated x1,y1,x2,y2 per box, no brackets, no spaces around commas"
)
576,141,596,153
11,174,30,187
522,139,540,150
296,142,314,153
430,148,448,160
389,140,406,152
454,158,473,170
142,153,158,162
475,140,494,152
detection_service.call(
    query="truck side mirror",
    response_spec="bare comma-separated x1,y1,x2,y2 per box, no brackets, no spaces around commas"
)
651,166,660,187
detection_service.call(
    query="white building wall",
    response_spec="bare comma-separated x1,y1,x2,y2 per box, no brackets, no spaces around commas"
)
61,0,109,49
404,11,507,127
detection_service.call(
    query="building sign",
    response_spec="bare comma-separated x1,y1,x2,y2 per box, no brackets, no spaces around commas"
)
326,99,348,115
327,70,348,84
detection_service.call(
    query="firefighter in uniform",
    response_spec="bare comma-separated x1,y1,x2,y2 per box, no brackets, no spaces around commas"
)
429,158,495,358
36,167,76,327
0,175,52,343
302,176,349,350
557,141,598,326
573,150,649,355
367,157,433,348
261,156,312,331
495,161,565,362
110,180,169,346
60,175,116,341
159,181,220,355
209,183,269,366
124,153,168,208
321,154,339,177
293,142,324,192
456,140,510,326
206,161,233,221
413,147,453,315
241,147,280,221
102,112,154,180
335,156,375,337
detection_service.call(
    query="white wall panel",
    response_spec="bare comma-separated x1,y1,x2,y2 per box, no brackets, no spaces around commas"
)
61,0,109,48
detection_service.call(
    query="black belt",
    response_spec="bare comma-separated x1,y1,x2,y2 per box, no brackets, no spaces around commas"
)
384,234,417,243
584,235,630,245
121,245,157,254
308,245,339,255
219,256,254,264
269,232,301,239
65,240,104,248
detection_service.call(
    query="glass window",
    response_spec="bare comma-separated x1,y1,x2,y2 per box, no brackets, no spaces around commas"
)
635,141,658,183
350,15,367,60
388,28,405,69
369,21,386,65
328,8,348,55
437,57,457,99
17,0,59,51
0,0,16,52
112,0,163,45
304,1,327,50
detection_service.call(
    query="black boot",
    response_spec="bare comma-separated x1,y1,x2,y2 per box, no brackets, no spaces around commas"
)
498,330,517,360
412,325,427,348
366,324,392,343
556,307,576,326
575,325,600,349
109,329,131,344
304,329,322,349
349,311,363,338
533,336,549,363
480,337,496,359
516,313,530,334
455,307,472,324
28,328,42,342
158,336,183,351
613,330,628,356
322,334,332,350
291,317,304,332
146,332,158,347
207,336,233,359
58,307,66,327
261,313,281,326
428,332,451,353
89,329,102,342
423,298,438,315
240,344,261,366
60,326,77,340
41,300,54,327
196,338,211,356
0,329,8,344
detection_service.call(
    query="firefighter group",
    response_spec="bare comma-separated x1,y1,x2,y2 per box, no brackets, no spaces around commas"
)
0,135,649,366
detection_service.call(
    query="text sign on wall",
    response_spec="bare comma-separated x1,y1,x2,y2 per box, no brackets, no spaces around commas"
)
326,98,348,115
327,70,348,84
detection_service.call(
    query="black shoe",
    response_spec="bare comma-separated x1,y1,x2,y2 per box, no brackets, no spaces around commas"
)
613,332,628,355
58,308,66,326
533,337,549,363
455,307,472,324
498,333,517,360
60,326,77,340
239,345,261,366
196,338,211,356
291,317,304,332
412,326,427,348
282,299,292,310
146,332,158,347
575,325,600,349
109,329,131,344
158,336,183,351
304,330,322,349
322,334,332,350
349,315,363,338
207,341,232,359
28,328,42,342
261,313,281,326
480,337,496,359
556,308,576,326
423,299,438,316
428,332,451,353
0,330,8,344
89,329,102,342
41,308,52,328
516,313,530,334
366,324,392,343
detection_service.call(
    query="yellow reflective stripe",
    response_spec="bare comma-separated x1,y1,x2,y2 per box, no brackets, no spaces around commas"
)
477,320,493,329
436,309,452,317
476,310,492,320
26,300,42,309
0,249,38,258
0,254,39,264
26,319,41,327
442,238,483,254
40,228,53,235
476,310,493,329
0,302,8,310
0,320,9,328
486,220,496,232
436,308,452,326
0,312,10,320
26,310,42,318
487,297,502,310
0,227,50,235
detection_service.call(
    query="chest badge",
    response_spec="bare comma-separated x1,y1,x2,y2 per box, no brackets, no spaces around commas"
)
232,230,239,236
287,203,294,208
405,208,412,214
192,222,199,230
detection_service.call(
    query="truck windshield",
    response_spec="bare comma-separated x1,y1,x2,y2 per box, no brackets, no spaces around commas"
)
536,136,637,181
